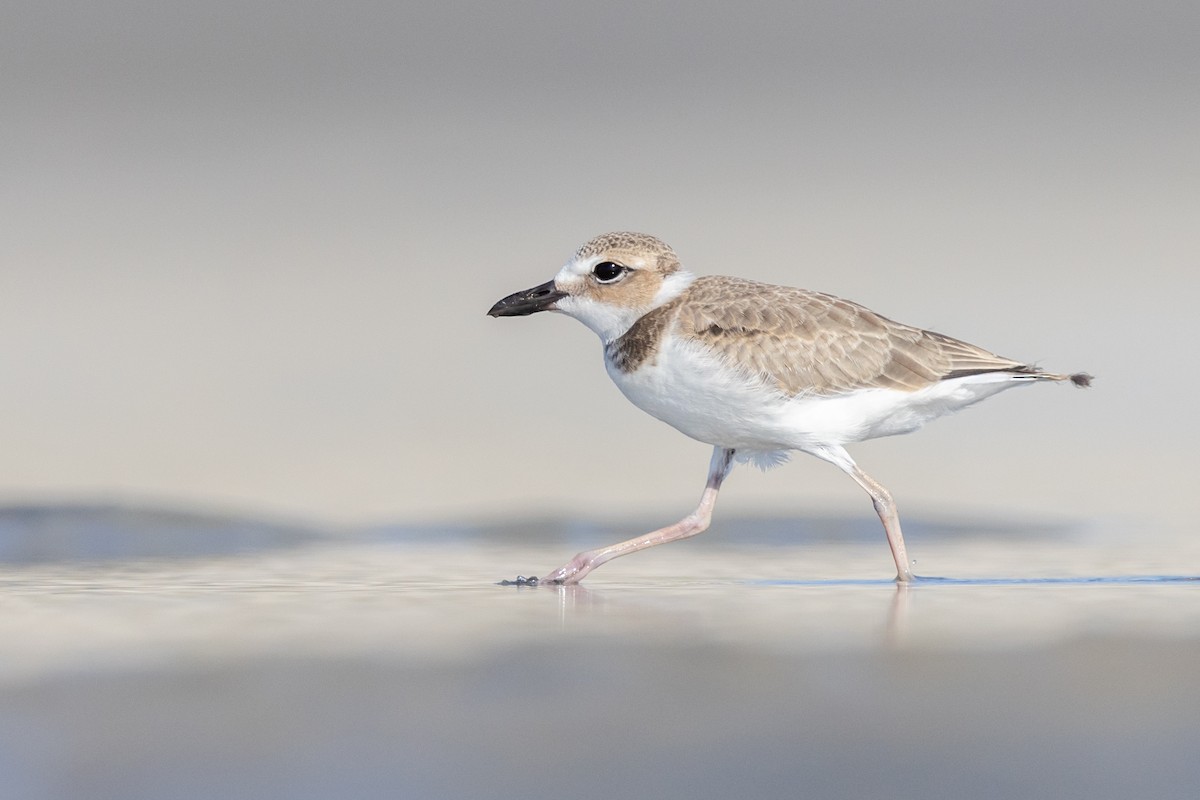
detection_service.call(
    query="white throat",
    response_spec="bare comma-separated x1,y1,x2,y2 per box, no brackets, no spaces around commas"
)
555,270,695,343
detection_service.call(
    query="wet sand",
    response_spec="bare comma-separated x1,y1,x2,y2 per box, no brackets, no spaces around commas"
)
1,527,1199,799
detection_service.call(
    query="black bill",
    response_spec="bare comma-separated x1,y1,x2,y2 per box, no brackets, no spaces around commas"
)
487,280,567,317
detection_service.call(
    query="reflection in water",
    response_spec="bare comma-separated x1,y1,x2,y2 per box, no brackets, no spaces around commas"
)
551,582,595,632
538,580,917,649
518,570,1200,657
886,582,909,648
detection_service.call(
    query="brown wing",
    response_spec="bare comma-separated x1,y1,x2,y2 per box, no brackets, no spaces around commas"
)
675,276,1030,396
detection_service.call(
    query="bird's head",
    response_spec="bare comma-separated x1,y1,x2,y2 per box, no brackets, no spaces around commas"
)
487,232,694,342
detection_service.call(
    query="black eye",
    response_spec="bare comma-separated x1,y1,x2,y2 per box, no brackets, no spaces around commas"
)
593,261,626,283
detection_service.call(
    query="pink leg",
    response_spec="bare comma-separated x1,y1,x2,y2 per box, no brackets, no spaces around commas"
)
539,447,736,584
809,445,914,582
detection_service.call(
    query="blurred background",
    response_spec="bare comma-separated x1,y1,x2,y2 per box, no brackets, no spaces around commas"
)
4,5,1200,799
3,0,1197,533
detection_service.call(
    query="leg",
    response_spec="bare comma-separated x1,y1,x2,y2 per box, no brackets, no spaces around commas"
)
807,445,914,582
540,446,736,584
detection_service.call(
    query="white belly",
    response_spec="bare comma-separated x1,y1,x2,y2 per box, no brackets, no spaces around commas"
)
606,336,1026,453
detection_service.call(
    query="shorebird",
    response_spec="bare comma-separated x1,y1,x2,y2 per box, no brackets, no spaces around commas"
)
488,232,1090,584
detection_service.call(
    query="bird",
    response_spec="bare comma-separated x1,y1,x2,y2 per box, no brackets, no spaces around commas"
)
487,232,1091,584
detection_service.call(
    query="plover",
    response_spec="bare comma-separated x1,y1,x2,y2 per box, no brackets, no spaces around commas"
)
488,232,1091,584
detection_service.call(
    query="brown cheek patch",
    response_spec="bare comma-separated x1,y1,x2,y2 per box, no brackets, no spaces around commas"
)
590,270,662,308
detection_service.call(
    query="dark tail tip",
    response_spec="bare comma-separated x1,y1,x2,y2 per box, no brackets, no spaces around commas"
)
1069,372,1093,388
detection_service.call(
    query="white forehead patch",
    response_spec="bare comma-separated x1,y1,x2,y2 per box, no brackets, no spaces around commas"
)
553,255,596,288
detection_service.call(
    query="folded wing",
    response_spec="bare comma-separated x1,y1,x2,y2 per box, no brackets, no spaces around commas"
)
677,276,1031,396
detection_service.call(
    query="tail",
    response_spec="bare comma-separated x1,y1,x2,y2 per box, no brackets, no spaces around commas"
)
1027,369,1093,387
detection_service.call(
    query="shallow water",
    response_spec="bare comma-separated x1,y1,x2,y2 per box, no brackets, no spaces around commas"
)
2,524,1199,799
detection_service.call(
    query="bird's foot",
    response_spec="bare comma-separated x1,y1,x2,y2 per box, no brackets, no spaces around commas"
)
497,575,541,586
497,552,593,585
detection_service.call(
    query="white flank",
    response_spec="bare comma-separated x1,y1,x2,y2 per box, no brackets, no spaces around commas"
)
608,336,1033,455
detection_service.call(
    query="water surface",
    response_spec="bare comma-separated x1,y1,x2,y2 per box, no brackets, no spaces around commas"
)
1,513,1198,799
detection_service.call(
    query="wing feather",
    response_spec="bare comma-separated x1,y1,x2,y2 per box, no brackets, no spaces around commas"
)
675,276,1030,396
